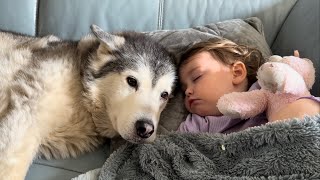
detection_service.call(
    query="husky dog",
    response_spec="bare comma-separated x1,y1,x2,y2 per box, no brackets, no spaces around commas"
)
0,25,176,179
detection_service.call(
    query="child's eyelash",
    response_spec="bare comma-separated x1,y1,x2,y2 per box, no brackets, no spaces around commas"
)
193,75,202,82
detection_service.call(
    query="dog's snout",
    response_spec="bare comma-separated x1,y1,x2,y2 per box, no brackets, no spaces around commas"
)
135,120,154,138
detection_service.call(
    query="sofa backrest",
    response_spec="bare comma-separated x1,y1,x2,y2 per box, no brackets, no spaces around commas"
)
0,0,319,95
0,0,297,46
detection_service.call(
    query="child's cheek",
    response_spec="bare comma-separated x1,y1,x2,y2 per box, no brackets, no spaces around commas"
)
184,97,191,112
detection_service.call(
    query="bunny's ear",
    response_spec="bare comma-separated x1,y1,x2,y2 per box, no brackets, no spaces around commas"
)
293,50,300,57
90,24,125,51
268,55,282,62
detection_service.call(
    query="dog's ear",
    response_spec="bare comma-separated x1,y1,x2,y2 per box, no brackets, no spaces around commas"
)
90,24,125,51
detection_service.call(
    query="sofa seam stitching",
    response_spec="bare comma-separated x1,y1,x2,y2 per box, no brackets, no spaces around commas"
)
34,0,40,36
158,0,164,30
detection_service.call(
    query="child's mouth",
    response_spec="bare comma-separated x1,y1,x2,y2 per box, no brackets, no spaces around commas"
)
189,99,200,107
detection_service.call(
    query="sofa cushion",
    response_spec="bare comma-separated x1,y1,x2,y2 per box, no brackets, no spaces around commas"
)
37,0,160,40
36,0,297,46
0,0,37,35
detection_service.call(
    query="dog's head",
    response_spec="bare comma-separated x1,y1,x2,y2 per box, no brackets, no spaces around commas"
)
80,25,176,143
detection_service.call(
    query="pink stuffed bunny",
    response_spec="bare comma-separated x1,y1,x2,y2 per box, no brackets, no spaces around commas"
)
217,54,315,122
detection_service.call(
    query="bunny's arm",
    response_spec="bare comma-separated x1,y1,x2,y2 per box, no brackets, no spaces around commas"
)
217,90,268,119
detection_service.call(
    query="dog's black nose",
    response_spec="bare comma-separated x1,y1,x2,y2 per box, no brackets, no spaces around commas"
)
135,120,154,138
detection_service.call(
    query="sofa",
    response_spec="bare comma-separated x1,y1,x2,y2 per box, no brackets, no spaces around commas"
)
0,0,319,179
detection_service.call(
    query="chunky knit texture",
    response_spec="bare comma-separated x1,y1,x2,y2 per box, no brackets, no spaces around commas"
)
99,115,320,180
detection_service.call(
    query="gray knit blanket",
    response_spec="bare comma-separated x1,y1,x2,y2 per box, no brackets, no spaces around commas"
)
74,115,320,180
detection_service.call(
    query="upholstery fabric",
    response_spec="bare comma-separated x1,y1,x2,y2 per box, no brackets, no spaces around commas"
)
0,0,37,35
36,0,297,46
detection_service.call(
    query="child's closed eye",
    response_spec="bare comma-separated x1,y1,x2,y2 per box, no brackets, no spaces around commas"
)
192,75,202,82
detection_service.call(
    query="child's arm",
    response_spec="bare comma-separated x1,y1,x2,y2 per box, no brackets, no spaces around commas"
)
269,98,320,122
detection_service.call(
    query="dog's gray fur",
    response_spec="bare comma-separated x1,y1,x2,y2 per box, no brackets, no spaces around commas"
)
0,25,176,179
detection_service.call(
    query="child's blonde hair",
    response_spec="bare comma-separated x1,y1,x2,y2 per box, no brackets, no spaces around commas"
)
179,38,265,88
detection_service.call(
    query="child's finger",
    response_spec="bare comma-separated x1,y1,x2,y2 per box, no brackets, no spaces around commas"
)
294,50,300,57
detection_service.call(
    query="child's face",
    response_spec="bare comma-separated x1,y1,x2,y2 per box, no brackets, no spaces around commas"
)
179,51,237,116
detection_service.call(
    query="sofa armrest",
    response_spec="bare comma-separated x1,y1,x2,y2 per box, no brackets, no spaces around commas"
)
26,143,110,180
271,0,319,96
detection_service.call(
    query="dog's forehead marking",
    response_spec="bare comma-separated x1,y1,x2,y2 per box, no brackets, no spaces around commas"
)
134,61,175,94
133,52,175,88
154,72,176,92
135,62,153,88
151,63,175,87
93,32,176,84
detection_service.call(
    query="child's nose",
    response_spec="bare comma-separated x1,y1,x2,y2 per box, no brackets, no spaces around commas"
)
185,87,193,96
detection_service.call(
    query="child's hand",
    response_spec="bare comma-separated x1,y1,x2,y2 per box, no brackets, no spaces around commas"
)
269,98,320,122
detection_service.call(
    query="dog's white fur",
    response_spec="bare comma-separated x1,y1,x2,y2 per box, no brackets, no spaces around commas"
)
0,26,176,179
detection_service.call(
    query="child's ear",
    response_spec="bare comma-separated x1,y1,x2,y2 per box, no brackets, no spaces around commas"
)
231,61,247,85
